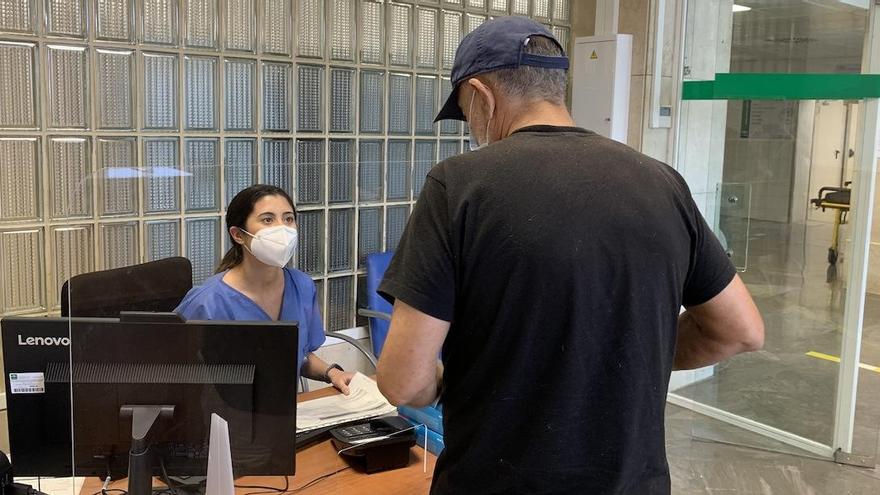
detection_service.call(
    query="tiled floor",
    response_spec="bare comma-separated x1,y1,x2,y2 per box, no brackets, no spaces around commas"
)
667,403,880,494
667,218,880,493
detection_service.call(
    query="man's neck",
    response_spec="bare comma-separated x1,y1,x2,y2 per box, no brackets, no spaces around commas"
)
500,101,577,138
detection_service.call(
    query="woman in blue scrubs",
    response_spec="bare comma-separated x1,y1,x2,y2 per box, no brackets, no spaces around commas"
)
175,184,355,394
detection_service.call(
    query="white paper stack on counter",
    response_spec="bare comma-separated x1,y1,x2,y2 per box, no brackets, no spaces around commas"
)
296,372,397,432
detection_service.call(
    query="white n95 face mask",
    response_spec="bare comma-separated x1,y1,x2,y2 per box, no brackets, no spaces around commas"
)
241,226,298,267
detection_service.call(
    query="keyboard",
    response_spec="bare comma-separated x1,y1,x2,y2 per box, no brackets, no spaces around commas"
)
295,419,364,451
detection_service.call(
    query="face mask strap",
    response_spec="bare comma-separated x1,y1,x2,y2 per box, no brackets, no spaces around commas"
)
231,227,254,250
484,117,493,146
237,225,294,238
468,88,494,148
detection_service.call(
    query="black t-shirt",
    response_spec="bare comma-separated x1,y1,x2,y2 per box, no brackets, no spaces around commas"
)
379,126,735,494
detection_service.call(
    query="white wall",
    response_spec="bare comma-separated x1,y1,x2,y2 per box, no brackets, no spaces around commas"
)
675,0,733,222
807,101,852,224
791,101,818,227
609,0,683,163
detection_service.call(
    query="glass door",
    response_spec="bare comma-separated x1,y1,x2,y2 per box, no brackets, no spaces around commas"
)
669,0,880,464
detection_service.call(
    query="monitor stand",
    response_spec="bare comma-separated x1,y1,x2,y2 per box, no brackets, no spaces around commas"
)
121,405,175,495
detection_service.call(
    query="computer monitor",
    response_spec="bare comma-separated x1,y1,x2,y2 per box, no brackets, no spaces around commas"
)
2,315,299,485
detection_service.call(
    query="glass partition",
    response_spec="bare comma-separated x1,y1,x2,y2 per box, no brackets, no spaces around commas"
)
716,182,752,271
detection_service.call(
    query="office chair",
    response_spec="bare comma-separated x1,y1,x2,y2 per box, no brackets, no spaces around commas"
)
324,252,395,369
60,257,193,317
361,252,395,358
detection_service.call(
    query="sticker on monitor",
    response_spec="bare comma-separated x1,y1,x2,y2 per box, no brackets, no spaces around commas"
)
9,372,45,394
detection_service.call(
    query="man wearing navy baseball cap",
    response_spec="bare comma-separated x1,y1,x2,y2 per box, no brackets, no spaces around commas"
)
376,16,763,495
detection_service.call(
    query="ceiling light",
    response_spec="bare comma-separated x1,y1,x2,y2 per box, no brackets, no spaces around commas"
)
733,4,752,12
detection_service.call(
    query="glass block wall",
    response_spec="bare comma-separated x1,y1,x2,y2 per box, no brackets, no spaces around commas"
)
0,0,570,330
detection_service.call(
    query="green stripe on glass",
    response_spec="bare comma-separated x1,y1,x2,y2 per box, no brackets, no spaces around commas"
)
682,74,880,100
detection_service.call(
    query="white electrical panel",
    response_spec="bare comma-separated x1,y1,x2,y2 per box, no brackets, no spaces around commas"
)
571,34,633,144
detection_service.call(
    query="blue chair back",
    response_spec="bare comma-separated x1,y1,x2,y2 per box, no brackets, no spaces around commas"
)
365,252,395,357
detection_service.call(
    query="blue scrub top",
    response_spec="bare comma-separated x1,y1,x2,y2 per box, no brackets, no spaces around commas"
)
174,267,326,372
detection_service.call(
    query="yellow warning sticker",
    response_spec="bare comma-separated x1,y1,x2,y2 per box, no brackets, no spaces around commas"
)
590,50,598,60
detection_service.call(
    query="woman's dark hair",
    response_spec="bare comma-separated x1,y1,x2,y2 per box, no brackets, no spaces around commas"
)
216,184,297,273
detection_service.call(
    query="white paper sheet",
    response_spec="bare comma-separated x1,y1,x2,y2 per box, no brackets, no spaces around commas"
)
296,373,397,432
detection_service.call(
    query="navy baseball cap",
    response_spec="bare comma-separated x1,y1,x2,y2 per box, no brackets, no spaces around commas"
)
434,16,569,123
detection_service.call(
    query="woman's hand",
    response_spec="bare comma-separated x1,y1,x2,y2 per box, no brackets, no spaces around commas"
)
328,369,356,395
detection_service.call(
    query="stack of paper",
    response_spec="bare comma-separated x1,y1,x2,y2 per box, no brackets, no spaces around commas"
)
296,373,397,432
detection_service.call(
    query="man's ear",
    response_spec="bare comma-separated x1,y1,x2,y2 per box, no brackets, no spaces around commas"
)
467,78,496,119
